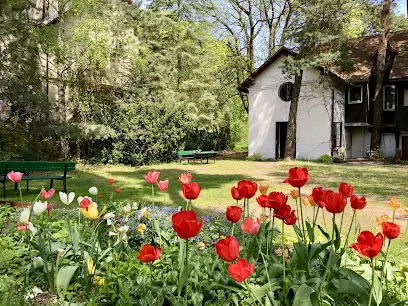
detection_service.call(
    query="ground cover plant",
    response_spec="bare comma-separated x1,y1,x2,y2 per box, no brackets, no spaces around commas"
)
0,165,407,305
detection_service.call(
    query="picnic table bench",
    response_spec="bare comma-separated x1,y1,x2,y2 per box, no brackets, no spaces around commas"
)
177,150,218,164
0,161,76,198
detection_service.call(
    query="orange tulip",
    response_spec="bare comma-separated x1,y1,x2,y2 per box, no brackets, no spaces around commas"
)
307,195,317,207
290,189,299,200
259,183,269,195
301,196,309,207
389,196,401,211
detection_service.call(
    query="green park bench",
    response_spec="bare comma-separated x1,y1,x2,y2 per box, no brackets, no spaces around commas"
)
177,150,218,164
0,161,76,198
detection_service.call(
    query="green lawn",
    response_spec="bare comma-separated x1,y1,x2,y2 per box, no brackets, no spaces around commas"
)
3,159,408,252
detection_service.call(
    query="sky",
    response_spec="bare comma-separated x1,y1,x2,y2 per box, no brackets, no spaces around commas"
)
396,0,407,16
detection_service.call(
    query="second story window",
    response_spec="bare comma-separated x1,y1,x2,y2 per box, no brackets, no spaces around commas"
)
383,85,396,111
348,85,363,104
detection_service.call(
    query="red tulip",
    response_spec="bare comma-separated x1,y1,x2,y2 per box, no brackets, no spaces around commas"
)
97,194,103,199
115,188,121,194
268,192,288,210
144,171,160,184
231,186,243,201
172,210,203,239
312,186,326,208
283,167,310,188
41,188,55,200
47,203,54,217
350,195,367,210
7,171,23,183
226,206,243,223
108,178,114,185
179,173,192,184
138,244,162,263
17,223,31,231
382,222,401,240
256,195,269,208
182,182,202,200
80,198,92,210
228,258,255,282
349,231,384,258
240,217,260,235
339,182,354,198
215,236,240,262
324,191,347,214
237,180,258,199
284,209,297,225
274,205,297,225
157,179,169,191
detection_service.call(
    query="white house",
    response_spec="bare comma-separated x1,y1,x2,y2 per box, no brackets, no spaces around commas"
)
239,31,408,160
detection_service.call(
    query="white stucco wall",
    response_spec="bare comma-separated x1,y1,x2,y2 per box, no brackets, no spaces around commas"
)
247,55,345,160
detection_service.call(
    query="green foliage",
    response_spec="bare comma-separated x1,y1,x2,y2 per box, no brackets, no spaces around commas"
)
247,153,264,162
314,154,334,164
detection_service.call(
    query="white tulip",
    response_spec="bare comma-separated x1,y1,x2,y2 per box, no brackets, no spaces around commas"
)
33,201,48,215
122,204,131,214
59,191,75,205
88,187,98,195
29,223,37,235
20,208,31,223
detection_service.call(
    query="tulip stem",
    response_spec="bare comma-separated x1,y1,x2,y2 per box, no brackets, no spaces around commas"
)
368,259,375,306
339,210,345,234
298,187,306,242
380,239,391,283
312,206,319,230
245,280,265,306
282,220,285,283
271,215,275,257
242,199,246,222
322,208,328,229
343,210,356,251
247,198,250,218
231,222,235,236
151,184,155,220
319,214,336,299
150,263,153,304
184,238,189,306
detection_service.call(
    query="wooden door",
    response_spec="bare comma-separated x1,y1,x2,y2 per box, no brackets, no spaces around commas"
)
402,136,408,161
275,122,288,159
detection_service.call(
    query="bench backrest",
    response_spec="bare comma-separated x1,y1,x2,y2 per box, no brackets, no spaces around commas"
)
0,161,76,174
177,150,197,156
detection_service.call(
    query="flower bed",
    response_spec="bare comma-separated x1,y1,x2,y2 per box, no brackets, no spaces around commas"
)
0,169,407,305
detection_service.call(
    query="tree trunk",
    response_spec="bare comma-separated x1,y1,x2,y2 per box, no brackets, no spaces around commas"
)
268,25,275,56
284,71,303,159
370,0,391,152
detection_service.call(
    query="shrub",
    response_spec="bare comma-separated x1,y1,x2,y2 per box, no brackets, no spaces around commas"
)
247,152,264,161
315,154,333,164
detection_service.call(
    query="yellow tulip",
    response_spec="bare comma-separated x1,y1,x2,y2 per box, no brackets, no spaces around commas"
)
376,213,390,225
259,183,269,195
93,276,104,286
301,196,309,207
88,258,95,275
389,196,401,211
137,224,146,237
82,203,106,220
290,189,299,200
403,205,408,215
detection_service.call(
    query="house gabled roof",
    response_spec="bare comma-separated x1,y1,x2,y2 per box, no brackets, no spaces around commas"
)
238,47,296,93
239,30,408,92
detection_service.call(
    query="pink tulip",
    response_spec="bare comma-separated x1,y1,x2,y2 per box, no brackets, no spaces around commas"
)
179,173,192,184
241,218,261,235
144,171,160,184
47,203,54,217
7,171,23,183
41,188,55,200
157,179,169,191
17,223,31,231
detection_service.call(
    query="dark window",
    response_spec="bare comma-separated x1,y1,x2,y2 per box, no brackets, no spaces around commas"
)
348,86,362,104
278,82,293,101
332,122,342,147
383,85,396,111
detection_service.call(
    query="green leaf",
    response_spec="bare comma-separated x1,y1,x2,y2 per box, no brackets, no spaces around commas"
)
231,293,239,306
153,219,162,244
305,221,315,243
334,222,341,251
372,271,382,306
292,284,318,306
325,278,369,306
177,262,194,296
294,224,303,239
317,225,330,240
383,262,393,281
405,272,408,296
56,265,78,296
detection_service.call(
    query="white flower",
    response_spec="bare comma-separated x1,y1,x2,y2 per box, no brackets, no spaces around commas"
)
33,201,48,215
20,208,31,223
122,204,131,214
117,225,129,233
25,286,42,299
28,223,37,235
104,212,115,225
108,231,117,236
59,191,75,205
88,187,98,195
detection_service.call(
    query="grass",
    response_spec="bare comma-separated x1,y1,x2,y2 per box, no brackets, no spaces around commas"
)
3,159,408,254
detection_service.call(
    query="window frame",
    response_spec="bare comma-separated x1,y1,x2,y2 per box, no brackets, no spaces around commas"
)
383,85,396,111
332,122,342,148
348,85,363,104
278,82,293,102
